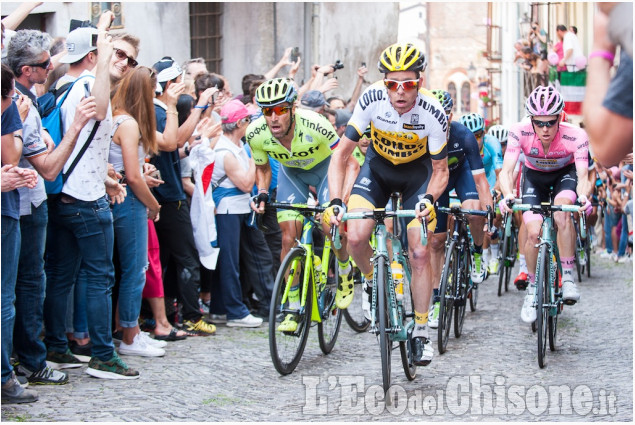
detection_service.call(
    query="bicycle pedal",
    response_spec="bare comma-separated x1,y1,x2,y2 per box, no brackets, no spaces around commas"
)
563,299,577,306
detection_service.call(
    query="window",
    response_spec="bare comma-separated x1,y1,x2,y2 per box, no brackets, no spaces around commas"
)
189,3,223,73
461,82,471,114
447,82,457,114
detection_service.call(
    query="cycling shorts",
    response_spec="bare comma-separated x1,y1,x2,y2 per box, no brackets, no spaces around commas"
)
435,160,479,233
521,163,578,223
276,157,331,222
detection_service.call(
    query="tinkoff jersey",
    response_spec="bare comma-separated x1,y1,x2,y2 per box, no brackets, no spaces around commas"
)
344,81,447,165
246,108,339,170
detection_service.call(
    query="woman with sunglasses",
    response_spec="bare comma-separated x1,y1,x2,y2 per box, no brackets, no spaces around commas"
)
499,85,592,323
109,66,166,357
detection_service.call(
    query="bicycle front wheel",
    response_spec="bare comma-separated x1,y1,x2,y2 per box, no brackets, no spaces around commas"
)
376,255,392,394
343,263,371,332
438,240,457,354
454,247,468,338
548,266,560,351
536,244,549,369
399,259,416,381
317,248,343,354
498,230,510,296
269,247,312,375
585,233,592,278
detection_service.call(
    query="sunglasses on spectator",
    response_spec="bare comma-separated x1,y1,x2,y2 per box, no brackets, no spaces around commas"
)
114,48,138,68
532,118,559,128
262,105,290,117
384,79,419,91
29,57,51,69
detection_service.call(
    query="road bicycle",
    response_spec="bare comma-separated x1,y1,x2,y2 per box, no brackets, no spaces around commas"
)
436,205,492,354
333,194,423,394
512,201,581,368
572,210,592,281
266,202,343,375
342,259,371,333
497,209,519,296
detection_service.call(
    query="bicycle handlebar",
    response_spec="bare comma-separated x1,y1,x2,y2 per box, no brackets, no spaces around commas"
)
512,203,581,214
264,201,326,214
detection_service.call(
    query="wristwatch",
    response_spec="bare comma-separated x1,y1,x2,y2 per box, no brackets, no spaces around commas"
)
184,146,190,156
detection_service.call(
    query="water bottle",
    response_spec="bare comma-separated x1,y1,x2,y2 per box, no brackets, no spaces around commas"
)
391,261,404,301
314,255,322,283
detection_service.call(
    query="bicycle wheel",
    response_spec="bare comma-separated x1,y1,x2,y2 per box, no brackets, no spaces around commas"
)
269,247,312,375
343,264,371,332
548,266,560,352
585,233,592,278
575,243,583,283
376,255,392,394
536,244,549,369
438,240,457,354
497,233,509,297
505,227,518,292
317,248,343,354
399,260,416,381
468,248,478,312
454,248,468,338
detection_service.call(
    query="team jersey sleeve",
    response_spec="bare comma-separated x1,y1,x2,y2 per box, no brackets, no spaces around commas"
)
462,129,485,174
487,136,504,169
245,117,270,166
313,112,340,150
504,123,523,165
572,128,590,170
345,82,381,142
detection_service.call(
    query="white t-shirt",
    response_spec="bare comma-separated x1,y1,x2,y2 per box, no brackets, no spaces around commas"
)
59,70,113,201
562,32,583,67
212,135,251,214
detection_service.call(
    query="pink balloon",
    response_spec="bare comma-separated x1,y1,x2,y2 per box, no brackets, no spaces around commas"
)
548,51,559,66
575,55,587,70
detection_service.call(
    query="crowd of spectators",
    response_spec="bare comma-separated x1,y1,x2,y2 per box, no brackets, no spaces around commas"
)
0,4,371,403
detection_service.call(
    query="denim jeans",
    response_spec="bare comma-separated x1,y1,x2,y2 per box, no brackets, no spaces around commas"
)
1,216,21,384
44,196,115,361
211,213,251,320
64,280,88,339
618,214,628,257
14,202,48,371
112,190,148,328
604,209,620,253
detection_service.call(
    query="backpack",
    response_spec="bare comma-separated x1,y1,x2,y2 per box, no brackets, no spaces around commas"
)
38,75,99,195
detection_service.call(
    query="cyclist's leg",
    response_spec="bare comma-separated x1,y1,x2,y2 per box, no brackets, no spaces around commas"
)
455,163,486,282
553,165,579,301
428,188,451,328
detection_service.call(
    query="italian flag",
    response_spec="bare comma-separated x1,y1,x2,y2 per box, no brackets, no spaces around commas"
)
558,71,586,115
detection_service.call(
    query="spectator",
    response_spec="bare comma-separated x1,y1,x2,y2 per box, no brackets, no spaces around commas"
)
583,4,633,167
569,25,578,35
1,63,39,404
109,66,166,357
182,57,208,82
109,32,139,89
332,108,352,138
210,100,262,328
556,24,583,71
299,90,329,115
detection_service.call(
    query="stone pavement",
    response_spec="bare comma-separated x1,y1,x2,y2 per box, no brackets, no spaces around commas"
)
2,253,632,421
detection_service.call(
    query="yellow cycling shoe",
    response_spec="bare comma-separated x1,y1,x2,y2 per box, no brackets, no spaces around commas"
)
335,270,355,309
277,314,299,333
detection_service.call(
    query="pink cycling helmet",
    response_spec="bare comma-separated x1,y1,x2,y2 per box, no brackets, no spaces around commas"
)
525,85,565,116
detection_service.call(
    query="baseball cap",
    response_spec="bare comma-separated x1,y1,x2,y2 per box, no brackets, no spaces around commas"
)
221,99,250,124
59,27,98,64
152,57,183,83
300,90,329,109
334,109,352,128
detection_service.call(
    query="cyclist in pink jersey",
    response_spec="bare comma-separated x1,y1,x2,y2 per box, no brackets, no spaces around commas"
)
499,86,591,323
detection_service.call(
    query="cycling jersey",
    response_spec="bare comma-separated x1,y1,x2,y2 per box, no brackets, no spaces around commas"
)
352,146,365,166
505,121,589,172
246,108,339,170
481,134,503,188
345,81,447,166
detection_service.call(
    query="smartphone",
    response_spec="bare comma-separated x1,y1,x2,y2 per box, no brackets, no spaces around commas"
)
83,81,91,98
150,169,161,180
290,47,300,62
211,84,219,104
91,33,98,48
118,170,127,184
361,62,366,68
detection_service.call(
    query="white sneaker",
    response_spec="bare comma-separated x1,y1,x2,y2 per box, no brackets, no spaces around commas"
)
600,250,613,259
362,278,372,320
562,280,580,303
617,256,628,264
118,333,165,357
520,286,537,323
470,253,486,283
140,332,167,348
428,302,440,329
226,314,263,328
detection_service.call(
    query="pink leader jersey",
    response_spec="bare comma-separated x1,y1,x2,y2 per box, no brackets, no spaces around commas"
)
505,121,589,172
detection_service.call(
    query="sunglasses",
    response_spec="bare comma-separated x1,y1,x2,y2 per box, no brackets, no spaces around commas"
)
29,57,51,69
384,79,419,91
474,130,484,138
114,48,138,68
532,118,559,128
262,105,290,117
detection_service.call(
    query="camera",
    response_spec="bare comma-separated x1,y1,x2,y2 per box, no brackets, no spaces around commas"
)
333,60,344,71
532,26,537,30
69,19,97,32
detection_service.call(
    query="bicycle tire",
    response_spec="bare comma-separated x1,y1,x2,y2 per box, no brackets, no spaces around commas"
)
399,259,416,381
468,245,478,311
438,240,457,354
536,244,549,369
507,226,519,292
574,219,583,283
548,266,560,352
376,255,392,394
585,233,592,278
454,247,467,338
343,265,371,332
317,248,343,354
497,233,508,297
269,247,312,375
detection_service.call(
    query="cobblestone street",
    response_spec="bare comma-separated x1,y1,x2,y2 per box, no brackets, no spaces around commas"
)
2,253,632,422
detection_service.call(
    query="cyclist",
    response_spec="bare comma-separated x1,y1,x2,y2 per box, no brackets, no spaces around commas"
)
460,113,504,276
427,90,494,329
499,85,591,323
248,78,355,333
326,43,448,366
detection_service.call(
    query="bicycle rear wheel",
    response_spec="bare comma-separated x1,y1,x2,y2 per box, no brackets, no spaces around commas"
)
343,264,371,332
376,255,392,394
536,244,549,369
399,260,416,381
318,248,343,354
438,240,457,354
454,248,467,338
269,247,312,375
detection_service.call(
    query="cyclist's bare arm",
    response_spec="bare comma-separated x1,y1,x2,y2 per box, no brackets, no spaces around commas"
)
328,135,357,205
575,164,591,202
473,172,494,210
426,157,450,204
499,156,517,210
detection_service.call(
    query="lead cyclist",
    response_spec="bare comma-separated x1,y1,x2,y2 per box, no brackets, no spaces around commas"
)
325,43,449,366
